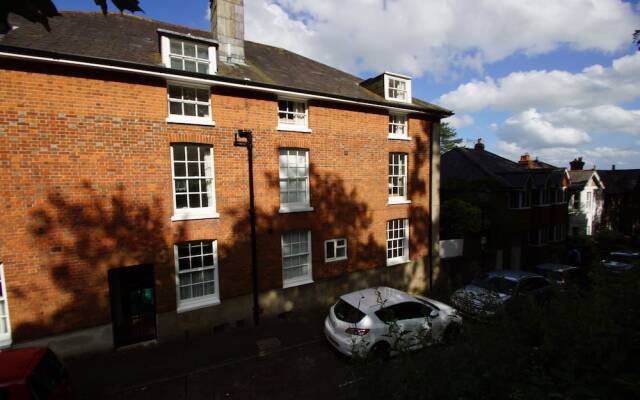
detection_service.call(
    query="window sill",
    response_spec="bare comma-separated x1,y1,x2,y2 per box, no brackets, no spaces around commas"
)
277,125,312,133
177,297,220,314
388,198,411,205
325,257,347,263
166,115,216,126
279,205,314,214
171,210,220,221
385,97,412,104
283,278,314,289
387,258,410,267
388,135,411,141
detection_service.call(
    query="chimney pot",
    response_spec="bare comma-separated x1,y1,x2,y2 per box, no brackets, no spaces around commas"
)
612,164,616,170
474,138,485,151
569,157,585,171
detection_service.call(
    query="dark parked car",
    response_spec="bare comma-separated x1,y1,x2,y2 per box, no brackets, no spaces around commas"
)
534,263,584,288
450,270,551,318
0,347,73,399
601,251,639,274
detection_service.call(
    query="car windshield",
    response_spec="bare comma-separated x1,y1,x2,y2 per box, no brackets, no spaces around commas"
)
608,254,638,263
334,299,365,323
473,276,517,295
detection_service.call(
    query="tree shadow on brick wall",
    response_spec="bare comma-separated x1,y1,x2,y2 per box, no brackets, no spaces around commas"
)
16,181,185,342
217,165,393,314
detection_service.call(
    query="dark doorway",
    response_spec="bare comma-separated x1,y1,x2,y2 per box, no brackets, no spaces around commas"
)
108,264,157,348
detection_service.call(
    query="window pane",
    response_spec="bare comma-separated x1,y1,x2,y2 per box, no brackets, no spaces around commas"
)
184,43,196,57
170,40,182,55
203,269,214,281
169,102,182,115
183,87,196,101
192,284,204,298
176,194,188,208
197,63,209,74
337,247,346,258
196,89,209,102
197,105,208,117
189,194,201,208
188,179,200,192
174,163,186,177
173,145,185,161
201,194,209,207
204,282,215,295
180,286,191,300
178,258,190,271
175,179,187,193
187,163,200,177
170,58,183,70
168,85,182,99
203,255,214,267
184,60,197,72
326,241,335,258
197,46,208,59
184,103,196,116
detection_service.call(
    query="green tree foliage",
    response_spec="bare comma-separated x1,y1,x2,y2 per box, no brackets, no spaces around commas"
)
0,0,143,34
441,198,482,239
440,121,463,154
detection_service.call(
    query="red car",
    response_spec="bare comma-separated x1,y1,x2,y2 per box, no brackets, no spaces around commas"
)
0,347,73,399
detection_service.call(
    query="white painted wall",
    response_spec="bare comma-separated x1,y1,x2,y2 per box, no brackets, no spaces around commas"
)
439,239,463,259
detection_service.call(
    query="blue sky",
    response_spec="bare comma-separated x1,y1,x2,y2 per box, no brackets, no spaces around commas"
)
55,0,640,169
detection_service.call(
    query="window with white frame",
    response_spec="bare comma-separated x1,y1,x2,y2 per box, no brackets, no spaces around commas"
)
325,238,347,262
387,219,409,265
171,144,218,220
388,113,408,139
282,231,313,287
0,264,11,347
169,39,211,74
586,192,592,209
174,241,219,312
279,149,311,212
387,77,408,101
277,99,308,130
167,84,213,125
389,153,408,203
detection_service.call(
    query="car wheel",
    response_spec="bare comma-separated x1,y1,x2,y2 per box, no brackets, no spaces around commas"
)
369,342,391,360
442,323,462,344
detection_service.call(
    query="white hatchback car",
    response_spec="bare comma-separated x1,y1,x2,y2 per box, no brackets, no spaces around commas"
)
324,287,462,358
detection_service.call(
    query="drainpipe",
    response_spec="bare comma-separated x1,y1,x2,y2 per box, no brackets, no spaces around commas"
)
234,129,260,325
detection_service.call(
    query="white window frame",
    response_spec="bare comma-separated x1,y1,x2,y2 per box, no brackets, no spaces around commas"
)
387,219,410,266
170,144,220,221
388,113,409,140
279,148,313,213
277,98,311,133
388,153,410,205
586,191,592,210
166,82,215,126
0,264,11,348
324,238,347,263
384,73,412,103
174,240,220,313
282,231,314,288
160,35,217,75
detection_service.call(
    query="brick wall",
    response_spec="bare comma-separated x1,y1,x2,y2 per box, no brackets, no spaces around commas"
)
0,59,434,342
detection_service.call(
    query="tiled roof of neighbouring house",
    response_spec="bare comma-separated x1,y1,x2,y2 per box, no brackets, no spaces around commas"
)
0,12,451,116
598,169,640,194
567,170,601,190
441,147,567,190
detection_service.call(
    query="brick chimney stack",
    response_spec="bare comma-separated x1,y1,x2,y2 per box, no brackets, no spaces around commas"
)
519,153,534,168
210,0,245,64
474,138,485,151
569,157,585,171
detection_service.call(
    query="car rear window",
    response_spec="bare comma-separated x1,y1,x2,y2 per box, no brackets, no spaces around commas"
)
28,350,66,400
334,299,365,323
473,277,517,295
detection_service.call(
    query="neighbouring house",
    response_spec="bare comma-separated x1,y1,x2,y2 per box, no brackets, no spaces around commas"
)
0,2,451,353
440,141,569,274
567,158,605,237
598,166,640,237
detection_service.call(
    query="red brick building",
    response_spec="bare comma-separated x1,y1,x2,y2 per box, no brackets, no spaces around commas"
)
0,2,450,353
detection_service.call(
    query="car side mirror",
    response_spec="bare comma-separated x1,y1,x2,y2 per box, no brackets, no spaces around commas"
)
429,310,439,318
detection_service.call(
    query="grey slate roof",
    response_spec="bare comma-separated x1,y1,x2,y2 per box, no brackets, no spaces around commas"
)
441,147,566,190
567,170,600,190
598,169,640,194
0,12,450,115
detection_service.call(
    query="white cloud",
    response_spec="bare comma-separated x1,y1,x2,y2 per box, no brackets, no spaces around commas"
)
439,52,640,113
584,146,640,160
543,106,640,135
497,109,591,148
244,0,639,77
445,114,474,129
495,141,583,168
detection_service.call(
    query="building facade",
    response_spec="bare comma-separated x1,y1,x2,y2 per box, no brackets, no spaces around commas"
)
0,3,449,354
567,158,605,237
598,167,640,237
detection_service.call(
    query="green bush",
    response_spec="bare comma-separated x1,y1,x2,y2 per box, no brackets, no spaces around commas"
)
351,267,640,400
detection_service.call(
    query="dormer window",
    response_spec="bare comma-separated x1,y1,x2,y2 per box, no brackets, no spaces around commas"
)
384,73,412,103
159,31,217,75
